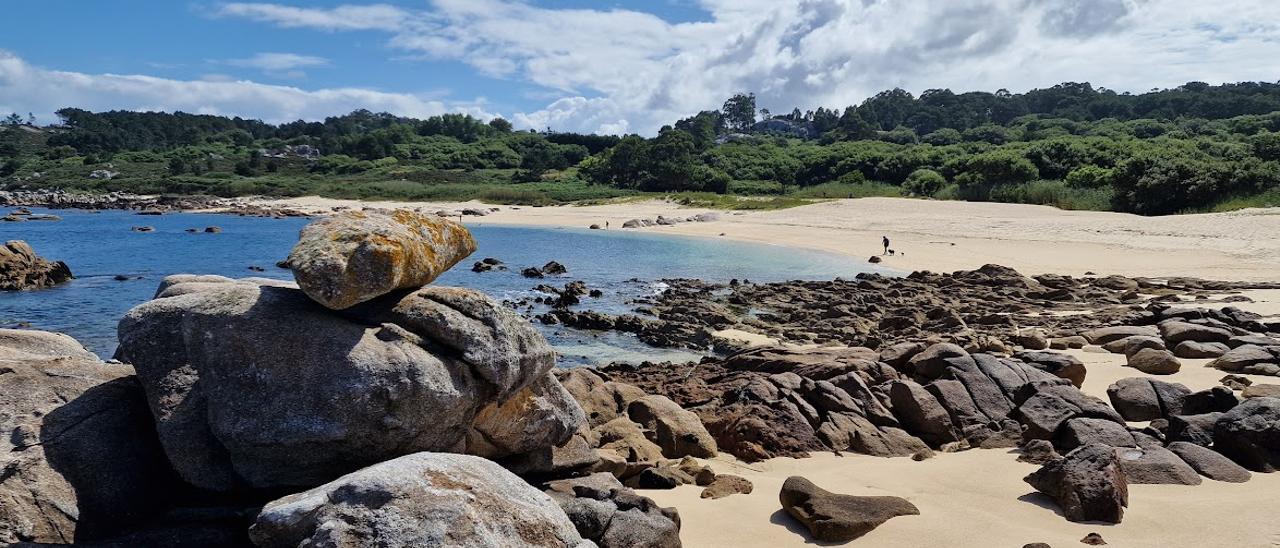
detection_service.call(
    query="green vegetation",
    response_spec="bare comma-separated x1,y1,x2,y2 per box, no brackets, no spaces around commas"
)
5,81,1280,214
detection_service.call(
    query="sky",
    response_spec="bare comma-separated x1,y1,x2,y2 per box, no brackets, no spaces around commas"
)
2,0,1279,135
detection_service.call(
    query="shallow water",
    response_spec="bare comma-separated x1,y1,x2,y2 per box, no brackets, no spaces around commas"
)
0,207,888,365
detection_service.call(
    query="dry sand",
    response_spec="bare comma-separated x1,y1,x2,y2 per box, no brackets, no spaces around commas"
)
642,349,1280,548
253,196,1280,281
250,196,1280,546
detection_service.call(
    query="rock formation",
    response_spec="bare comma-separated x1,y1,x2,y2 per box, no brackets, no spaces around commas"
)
0,240,72,290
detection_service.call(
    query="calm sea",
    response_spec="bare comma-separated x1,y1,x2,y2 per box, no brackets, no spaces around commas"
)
0,207,887,365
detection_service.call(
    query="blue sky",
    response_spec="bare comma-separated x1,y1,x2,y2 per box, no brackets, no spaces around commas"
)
3,1,1279,134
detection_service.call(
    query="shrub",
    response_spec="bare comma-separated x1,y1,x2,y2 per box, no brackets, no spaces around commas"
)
903,169,946,196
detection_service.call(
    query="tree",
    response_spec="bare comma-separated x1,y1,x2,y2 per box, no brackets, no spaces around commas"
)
3,113,22,127
488,117,513,132
903,168,946,196
722,93,757,132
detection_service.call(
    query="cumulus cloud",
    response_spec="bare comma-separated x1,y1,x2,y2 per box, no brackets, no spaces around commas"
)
0,50,492,124
215,0,1280,134
222,52,330,79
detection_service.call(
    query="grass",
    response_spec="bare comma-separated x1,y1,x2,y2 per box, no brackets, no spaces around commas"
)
789,181,905,199
667,192,818,210
1209,188,1280,212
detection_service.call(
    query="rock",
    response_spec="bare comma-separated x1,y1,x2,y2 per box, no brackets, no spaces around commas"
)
1167,441,1252,483
1166,413,1222,447
1012,329,1051,350
1058,418,1134,451
0,330,173,544
203,226,221,233
879,342,927,368
1114,437,1201,485
1220,374,1253,390
286,210,476,309
868,256,882,264
1173,340,1229,359
1242,384,1280,399
1018,439,1060,465
131,225,154,232
1105,377,1190,421
908,342,972,379
116,279,558,492
1228,335,1280,348
888,380,962,446
546,474,682,548
1024,444,1128,524
1016,351,1086,387
1082,326,1157,345
1126,348,1181,374
778,476,919,542
1159,321,1231,345
1102,335,1163,355
1213,397,1280,472
1051,336,1089,350
0,240,73,290
596,417,667,464
523,266,545,278
249,453,590,548
700,474,753,499
626,466,692,489
1014,383,1124,442
627,396,718,459
543,261,568,275
1181,386,1238,415
1080,532,1107,545
1209,345,1279,372
466,373,585,460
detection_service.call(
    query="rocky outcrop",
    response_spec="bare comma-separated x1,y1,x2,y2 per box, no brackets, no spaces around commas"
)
116,276,572,492
1024,444,1128,523
1167,441,1252,483
0,329,173,544
250,453,591,548
1126,348,1181,374
779,476,919,542
1106,377,1190,421
0,240,72,290
286,210,476,309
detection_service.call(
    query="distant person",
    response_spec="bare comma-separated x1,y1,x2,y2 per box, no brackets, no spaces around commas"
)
882,236,890,256
606,220,610,230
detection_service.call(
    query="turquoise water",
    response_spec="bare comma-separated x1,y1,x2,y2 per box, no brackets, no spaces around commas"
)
0,207,887,365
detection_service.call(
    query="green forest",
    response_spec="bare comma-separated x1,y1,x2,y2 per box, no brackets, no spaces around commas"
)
5,81,1280,214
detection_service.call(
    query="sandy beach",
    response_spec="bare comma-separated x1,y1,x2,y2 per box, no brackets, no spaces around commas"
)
252,196,1280,282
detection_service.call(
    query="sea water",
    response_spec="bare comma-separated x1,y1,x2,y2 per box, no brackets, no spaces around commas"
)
0,208,889,365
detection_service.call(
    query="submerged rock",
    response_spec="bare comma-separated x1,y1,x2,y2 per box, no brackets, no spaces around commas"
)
250,453,590,548
286,210,476,309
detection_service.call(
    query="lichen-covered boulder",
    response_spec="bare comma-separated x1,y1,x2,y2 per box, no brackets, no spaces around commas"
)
116,277,561,492
250,453,591,548
0,330,172,544
287,210,476,309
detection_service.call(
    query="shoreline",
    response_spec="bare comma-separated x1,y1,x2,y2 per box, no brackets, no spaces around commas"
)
243,195,1280,282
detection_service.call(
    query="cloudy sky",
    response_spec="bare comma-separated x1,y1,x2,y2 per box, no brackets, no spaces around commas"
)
2,0,1279,134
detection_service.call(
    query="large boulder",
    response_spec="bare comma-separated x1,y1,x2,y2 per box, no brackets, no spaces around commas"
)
1210,345,1280,372
888,380,962,446
1213,397,1280,472
250,453,591,548
1024,443,1128,523
466,373,585,460
1114,436,1201,485
1159,321,1231,345
116,277,561,492
1105,377,1190,421
1082,326,1157,345
286,210,476,309
1173,341,1229,359
0,330,173,544
0,240,72,290
627,396,718,459
1015,351,1086,387
779,476,919,542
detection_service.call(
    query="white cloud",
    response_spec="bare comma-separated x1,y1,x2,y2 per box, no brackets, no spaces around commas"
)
225,52,330,72
0,50,493,124
217,0,1280,135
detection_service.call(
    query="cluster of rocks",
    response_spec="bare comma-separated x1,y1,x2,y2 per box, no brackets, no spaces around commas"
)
0,189,227,212
0,240,72,290
2,207,61,222
431,206,500,217
551,265,1280,355
523,260,569,278
0,210,685,547
621,212,719,228
598,335,1280,526
1079,304,1280,376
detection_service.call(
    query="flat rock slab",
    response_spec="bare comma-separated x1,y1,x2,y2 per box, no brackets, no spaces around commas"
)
779,476,919,542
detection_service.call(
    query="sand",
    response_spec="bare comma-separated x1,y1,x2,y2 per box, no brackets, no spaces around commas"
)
250,196,1280,546
641,349,1280,548
252,196,1280,281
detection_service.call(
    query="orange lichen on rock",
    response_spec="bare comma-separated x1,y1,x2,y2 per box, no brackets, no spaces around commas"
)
287,210,477,309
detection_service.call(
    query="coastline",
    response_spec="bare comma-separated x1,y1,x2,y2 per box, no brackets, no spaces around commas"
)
241,195,1280,282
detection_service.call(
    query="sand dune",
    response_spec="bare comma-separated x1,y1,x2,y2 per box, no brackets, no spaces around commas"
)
256,196,1280,281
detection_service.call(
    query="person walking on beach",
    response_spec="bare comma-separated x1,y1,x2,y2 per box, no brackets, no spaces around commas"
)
882,235,890,256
